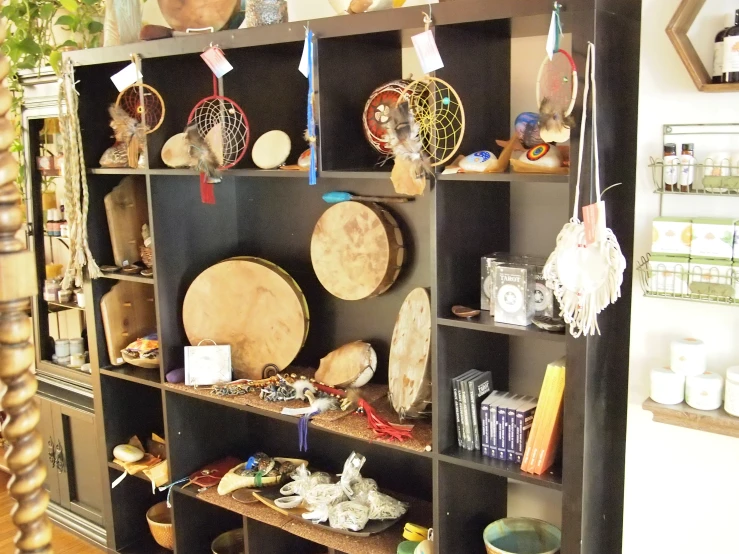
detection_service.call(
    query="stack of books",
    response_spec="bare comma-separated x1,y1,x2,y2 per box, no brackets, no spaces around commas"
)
452,370,492,451
452,357,566,476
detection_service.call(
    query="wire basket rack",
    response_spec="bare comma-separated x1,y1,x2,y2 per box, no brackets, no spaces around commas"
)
649,157,739,195
637,254,739,305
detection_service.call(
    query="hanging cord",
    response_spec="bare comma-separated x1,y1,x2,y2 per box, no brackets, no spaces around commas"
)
58,60,100,289
572,43,593,221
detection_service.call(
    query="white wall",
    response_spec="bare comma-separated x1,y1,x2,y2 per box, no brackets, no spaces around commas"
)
623,2,739,553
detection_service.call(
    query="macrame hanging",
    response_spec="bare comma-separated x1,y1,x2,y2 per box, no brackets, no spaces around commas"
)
58,60,101,288
543,42,626,337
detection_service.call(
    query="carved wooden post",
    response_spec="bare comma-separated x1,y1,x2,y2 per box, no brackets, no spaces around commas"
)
0,23,53,554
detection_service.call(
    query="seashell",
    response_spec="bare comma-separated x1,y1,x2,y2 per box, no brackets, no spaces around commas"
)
315,341,377,388
516,143,562,169
161,132,195,168
515,112,543,148
298,149,311,169
217,457,307,495
458,151,498,172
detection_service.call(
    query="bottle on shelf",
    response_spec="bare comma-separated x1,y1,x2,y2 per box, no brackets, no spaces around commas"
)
713,14,734,83
663,143,678,192
679,143,695,193
723,9,739,83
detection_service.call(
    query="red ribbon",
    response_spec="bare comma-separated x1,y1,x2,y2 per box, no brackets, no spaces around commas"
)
200,173,215,204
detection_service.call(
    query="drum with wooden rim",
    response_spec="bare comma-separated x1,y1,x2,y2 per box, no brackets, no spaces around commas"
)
182,257,309,380
310,201,405,301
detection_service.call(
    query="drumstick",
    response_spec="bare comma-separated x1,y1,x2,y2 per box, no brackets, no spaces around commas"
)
322,191,412,204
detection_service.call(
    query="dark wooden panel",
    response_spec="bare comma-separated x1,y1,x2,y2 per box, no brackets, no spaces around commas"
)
108,467,168,550
435,326,508,453
244,518,322,554
317,32,402,171
435,19,512,157
172,489,242,554
149,175,240,373
236,176,431,383
435,181,510,315
99,375,164,454
437,461,506,554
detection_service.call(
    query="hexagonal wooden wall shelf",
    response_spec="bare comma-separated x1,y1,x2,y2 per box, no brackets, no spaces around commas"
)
667,0,739,92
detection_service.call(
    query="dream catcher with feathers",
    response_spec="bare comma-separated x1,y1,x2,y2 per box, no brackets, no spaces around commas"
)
383,77,465,195
537,48,578,143
99,104,148,169
185,74,250,203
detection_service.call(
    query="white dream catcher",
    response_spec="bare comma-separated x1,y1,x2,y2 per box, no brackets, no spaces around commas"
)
543,42,626,338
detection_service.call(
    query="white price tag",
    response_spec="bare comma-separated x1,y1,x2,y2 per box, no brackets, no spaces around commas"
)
110,63,142,92
411,29,444,74
201,46,233,78
299,36,310,77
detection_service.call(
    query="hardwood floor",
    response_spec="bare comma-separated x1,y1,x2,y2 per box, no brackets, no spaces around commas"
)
0,471,103,553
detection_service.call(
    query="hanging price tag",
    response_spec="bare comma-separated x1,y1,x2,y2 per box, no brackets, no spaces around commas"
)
201,46,233,78
546,5,562,60
412,30,444,74
582,201,606,245
299,35,310,77
110,63,142,92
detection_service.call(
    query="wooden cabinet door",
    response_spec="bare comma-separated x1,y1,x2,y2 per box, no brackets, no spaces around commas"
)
53,403,105,526
38,396,61,504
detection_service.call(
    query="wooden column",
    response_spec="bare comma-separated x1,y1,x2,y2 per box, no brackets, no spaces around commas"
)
0,23,53,554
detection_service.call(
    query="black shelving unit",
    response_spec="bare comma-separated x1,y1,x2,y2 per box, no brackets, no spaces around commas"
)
67,1,640,552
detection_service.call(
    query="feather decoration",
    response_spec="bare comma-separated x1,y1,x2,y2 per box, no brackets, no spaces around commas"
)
103,105,146,168
383,101,431,179
184,122,221,182
538,97,575,135
291,379,316,402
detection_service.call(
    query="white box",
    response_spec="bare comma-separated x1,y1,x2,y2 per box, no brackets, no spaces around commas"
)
690,217,734,260
651,217,692,256
689,257,735,298
648,255,689,295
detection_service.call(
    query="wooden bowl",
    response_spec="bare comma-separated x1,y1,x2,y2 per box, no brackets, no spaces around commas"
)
483,518,561,554
211,528,244,554
146,501,173,550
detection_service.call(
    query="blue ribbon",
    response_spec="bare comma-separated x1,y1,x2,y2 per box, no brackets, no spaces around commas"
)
306,29,317,185
158,477,190,508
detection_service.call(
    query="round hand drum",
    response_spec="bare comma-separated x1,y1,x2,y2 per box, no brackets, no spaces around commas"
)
310,201,405,301
388,287,431,419
183,257,309,380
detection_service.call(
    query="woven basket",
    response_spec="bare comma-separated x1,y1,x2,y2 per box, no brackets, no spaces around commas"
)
140,245,153,268
146,501,174,550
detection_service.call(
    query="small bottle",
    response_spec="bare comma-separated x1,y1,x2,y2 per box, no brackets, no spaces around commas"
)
59,205,68,237
45,209,56,236
713,14,733,83
679,143,695,193
663,143,679,192
723,9,739,83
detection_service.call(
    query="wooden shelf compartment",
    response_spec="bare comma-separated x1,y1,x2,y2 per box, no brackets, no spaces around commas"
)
438,312,565,342
101,272,154,284
438,171,569,184
88,168,148,175
118,535,173,554
107,460,160,484
174,484,431,554
439,446,562,491
163,382,433,457
643,398,739,439
101,364,161,388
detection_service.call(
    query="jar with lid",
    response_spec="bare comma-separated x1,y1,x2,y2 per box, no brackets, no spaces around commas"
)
678,143,695,193
663,143,678,192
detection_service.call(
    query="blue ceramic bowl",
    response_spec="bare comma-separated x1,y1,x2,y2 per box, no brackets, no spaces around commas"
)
483,518,561,554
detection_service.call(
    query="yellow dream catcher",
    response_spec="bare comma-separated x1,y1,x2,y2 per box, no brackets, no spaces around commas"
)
384,76,465,195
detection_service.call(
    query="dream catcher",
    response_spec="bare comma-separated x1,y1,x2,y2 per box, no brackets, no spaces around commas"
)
99,104,148,169
543,42,626,338
362,79,409,155
384,77,465,195
116,83,165,133
536,48,577,143
186,75,250,203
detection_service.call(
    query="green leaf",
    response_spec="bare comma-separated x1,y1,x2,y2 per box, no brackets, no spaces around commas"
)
59,0,78,13
18,37,42,55
39,3,56,19
90,35,100,48
87,20,103,34
55,14,76,27
81,0,97,5
49,50,62,75
59,39,79,48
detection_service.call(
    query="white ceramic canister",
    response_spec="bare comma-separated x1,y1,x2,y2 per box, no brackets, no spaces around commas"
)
75,289,86,308
670,338,707,376
69,353,85,368
69,337,85,355
650,367,685,405
724,366,739,417
54,339,70,358
685,372,724,411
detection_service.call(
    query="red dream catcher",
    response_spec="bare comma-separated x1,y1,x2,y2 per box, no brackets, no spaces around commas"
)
536,49,578,143
116,84,166,134
187,75,249,203
362,80,410,155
